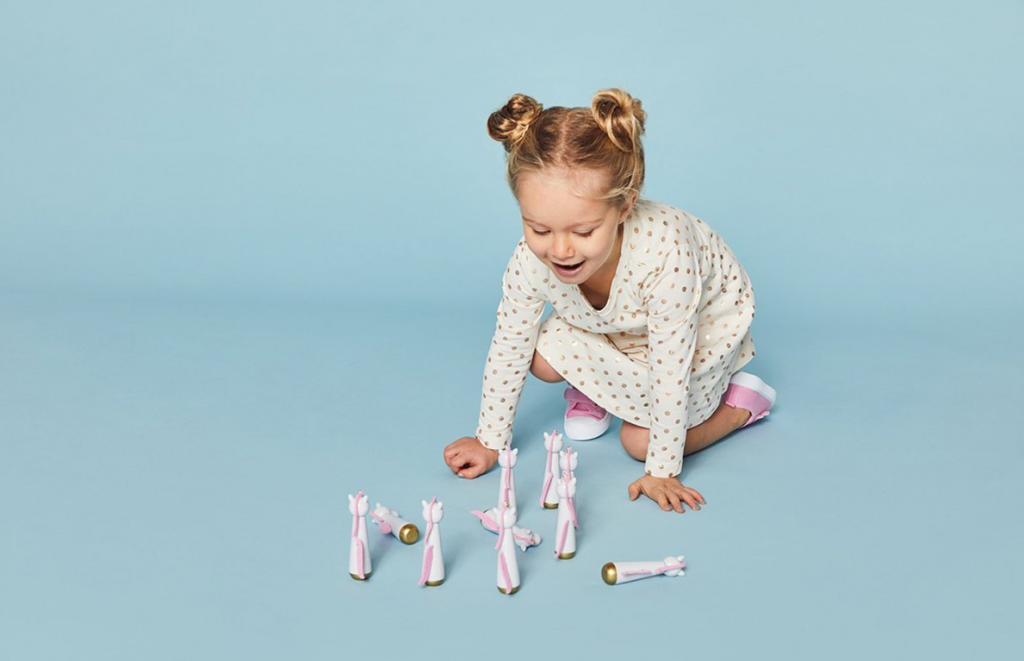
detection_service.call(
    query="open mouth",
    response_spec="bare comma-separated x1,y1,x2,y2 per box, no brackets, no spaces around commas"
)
552,260,585,276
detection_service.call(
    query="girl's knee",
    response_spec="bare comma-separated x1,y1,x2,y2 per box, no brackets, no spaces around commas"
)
620,421,649,461
530,350,563,383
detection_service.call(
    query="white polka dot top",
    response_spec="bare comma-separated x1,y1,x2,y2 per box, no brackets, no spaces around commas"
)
475,198,756,478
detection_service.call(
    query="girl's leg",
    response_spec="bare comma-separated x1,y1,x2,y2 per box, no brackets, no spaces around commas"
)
530,350,564,383
620,401,751,462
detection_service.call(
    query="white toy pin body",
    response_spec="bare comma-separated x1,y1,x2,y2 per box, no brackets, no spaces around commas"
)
602,556,686,585
495,504,521,594
348,491,372,580
554,473,578,559
419,498,445,587
497,447,518,511
471,507,542,551
540,431,563,509
371,503,420,544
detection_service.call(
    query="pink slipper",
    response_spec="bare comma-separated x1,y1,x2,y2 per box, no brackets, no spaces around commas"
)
563,385,611,441
722,372,777,427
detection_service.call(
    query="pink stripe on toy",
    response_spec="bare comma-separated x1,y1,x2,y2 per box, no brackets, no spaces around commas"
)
494,502,506,551
370,511,391,535
540,474,554,506
470,510,499,532
422,496,436,546
541,434,555,506
418,545,434,586
566,489,578,529
351,490,363,538
499,552,513,592
351,490,366,578
556,520,570,556
622,561,686,577
354,538,365,579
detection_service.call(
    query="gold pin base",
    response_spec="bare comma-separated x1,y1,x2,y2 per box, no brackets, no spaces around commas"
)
425,578,445,587
399,523,420,545
350,571,372,581
543,503,559,510
497,585,520,595
558,551,576,560
601,562,617,585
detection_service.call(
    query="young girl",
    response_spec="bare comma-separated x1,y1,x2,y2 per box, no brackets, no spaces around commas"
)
442,89,776,514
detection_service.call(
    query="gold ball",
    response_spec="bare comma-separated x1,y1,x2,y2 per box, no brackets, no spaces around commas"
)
399,523,419,544
601,562,617,585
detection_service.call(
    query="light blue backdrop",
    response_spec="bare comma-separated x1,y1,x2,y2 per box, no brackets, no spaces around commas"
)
1,1,1022,659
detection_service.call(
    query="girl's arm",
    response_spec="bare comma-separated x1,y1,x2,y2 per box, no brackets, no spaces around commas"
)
640,242,703,479
474,239,546,451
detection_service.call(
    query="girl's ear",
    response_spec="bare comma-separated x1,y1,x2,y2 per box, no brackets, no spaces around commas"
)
619,192,638,220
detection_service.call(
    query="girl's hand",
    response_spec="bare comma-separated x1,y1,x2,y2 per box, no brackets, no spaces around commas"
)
443,436,499,479
627,475,706,513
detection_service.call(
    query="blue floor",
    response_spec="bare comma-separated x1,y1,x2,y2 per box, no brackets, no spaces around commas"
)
2,1,1022,658
1,290,1020,659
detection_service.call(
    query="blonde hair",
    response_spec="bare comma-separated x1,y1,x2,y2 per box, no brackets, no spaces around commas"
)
486,88,647,209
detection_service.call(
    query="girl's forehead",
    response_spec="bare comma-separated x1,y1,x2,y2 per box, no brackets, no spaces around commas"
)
519,169,612,226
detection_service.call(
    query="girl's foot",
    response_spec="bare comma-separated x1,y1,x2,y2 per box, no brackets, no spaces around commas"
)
722,372,777,428
563,385,611,440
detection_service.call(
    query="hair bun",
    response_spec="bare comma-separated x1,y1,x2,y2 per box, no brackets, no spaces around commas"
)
487,93,544,151
591,88,646,153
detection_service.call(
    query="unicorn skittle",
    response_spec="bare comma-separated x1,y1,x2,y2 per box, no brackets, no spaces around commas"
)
470,508,542,551
601,556,687,586
554,472,578,560
371,503,420,545
418,497,445,587
348,491,372,580
495,498,521,595
539,430,563,509
497,447,518,511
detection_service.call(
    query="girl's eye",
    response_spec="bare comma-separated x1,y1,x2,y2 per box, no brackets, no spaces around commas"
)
575,231,594,238
533,229,550,236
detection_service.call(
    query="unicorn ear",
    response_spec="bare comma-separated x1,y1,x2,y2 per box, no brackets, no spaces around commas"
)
510,448,518,458
422,500,428,508
348,494,354,504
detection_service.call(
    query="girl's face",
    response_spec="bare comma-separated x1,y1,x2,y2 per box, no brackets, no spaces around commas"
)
518,168,634,286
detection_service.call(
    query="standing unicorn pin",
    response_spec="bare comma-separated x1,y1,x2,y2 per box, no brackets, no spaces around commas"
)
348,491,371,580
540,430,563,509
495,500,521,595
418,497,445,587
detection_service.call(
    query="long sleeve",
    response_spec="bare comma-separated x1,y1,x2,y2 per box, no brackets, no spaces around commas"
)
475,240,547,450
640,242,703,478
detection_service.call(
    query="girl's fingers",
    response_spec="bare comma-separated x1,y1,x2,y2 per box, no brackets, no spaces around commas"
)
627,482,641,500
446,450,465,471
684,487,706,505
680,490,700,511
656,492,671,511
667,491,683,513
459,459,485,479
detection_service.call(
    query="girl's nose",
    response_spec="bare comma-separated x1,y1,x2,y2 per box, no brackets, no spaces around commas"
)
553,234,575,260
